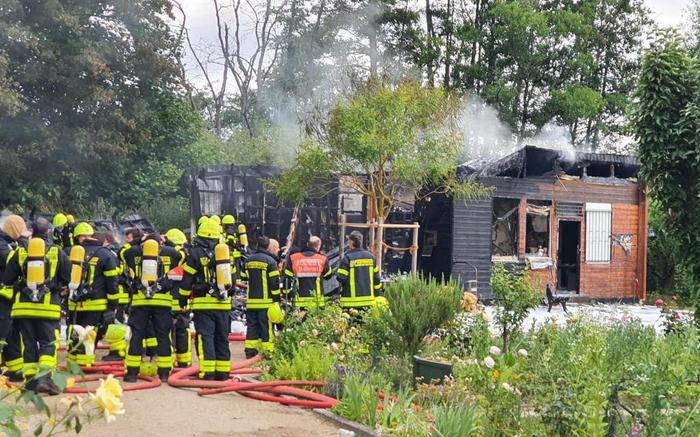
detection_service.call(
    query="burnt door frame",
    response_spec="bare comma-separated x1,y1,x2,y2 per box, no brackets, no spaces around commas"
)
557,220,581,293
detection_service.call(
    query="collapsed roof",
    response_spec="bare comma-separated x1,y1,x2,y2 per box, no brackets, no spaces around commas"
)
458,145,640,180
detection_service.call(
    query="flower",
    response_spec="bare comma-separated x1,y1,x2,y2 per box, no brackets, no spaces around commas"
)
90,375,125,423
66,377,75,389
311,328,319,337
330,342,340,352
672,295,678,302
502,382,513,392
101,374,123,398
489,346,501,356
518,349,528,358
483,356,495,368
481,312,492,322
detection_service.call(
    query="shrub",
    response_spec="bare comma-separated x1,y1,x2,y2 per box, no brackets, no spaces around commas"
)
384,276,463,357
490,264,541,352
432,403,481,437
270,343,337,382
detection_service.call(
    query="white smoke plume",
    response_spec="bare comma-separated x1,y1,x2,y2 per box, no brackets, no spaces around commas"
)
459,94,579,164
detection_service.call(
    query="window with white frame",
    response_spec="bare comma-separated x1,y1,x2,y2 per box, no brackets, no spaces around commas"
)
585,203,612,263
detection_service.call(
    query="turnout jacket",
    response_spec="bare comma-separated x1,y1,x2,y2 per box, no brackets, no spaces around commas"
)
122,243,185,308
241,249,280,310
67,240,119,312
3,236,70,320
179,238,237,311
0,232,17,301
283,248,332,308
336,248,382,308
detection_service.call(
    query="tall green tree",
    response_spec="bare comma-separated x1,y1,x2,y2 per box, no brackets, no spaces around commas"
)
632,33,700,319
0,0,209,211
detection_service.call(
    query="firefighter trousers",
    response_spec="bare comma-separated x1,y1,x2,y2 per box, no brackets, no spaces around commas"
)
126,307,172,372
173,311,192,366
193,310,230,380
244,309,274,358
15,318,59,379
67,311,104,366
0,299,23,375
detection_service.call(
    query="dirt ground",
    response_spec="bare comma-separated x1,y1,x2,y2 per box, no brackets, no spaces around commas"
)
38,342,339,437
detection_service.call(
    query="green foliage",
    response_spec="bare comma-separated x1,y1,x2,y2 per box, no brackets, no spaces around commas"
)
632,32,700,320
431,403,481,437
490,264,541,352
274,79,489,222
271,343,337,382
384,276,463,357
134,196,190,232
0,1,219,212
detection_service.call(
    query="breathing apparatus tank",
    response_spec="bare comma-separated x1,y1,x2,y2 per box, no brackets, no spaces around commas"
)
237,224,248,249
26,238,47,302
68,245,85,294
141,239,159,298
214,243,232,299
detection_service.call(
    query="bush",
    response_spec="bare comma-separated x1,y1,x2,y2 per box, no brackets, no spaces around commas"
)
384,277,463,357
490,264,541,352
135,196,190,231
270,343,337,382
432,403,481,437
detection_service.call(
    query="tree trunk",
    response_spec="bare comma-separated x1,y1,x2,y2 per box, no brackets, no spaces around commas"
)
425,0,435,86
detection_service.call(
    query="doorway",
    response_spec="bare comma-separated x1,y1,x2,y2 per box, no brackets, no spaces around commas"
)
558,221,581,292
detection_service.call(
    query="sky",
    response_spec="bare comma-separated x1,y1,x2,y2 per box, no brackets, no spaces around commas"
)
646,0,692,27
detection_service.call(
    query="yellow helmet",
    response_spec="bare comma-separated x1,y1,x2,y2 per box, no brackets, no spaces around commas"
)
140,362,158,377
210,215,221,225
165,228,188,246
197,218,221,240
104,323,128,343
197,216,207,226
222,215,236,225
52,213,67,228
268,302,285,324
73,222,94,237
66,214,75,224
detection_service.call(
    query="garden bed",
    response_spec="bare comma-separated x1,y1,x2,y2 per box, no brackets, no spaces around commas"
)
265,274,700,436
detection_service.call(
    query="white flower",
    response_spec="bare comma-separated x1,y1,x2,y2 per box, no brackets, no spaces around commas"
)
502,382,513,392
518,349,528,358
483,356,495,368
489,346,502,356
311,329,319,337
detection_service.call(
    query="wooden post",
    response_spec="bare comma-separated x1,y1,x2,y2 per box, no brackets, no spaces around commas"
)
376,217,384,275
369,220,376,258
411,222,419,275
340,214,347,258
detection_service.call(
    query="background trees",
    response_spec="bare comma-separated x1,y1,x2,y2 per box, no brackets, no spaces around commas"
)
632,33,700,317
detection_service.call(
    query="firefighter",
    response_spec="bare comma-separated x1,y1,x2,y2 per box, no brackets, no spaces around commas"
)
284,236,332,310
3,218,70,394
179,218,235,380
0,215,27,381
62,214,76,249
241,235,281,358
67,222,120,366
222,215,243,269
336,231,382,310
98,231,128,361
51,213,67,248
164,228,192,368
122,233,184,382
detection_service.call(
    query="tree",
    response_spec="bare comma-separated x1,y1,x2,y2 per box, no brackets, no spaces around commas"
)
0,0,213,212
272,78,489,254
632,32,700,320
490,264,540,352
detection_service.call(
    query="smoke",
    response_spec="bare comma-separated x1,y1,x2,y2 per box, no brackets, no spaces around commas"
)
459,94,578,164
256,2,411,167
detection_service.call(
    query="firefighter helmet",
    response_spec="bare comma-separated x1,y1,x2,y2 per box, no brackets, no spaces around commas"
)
73,222,94,237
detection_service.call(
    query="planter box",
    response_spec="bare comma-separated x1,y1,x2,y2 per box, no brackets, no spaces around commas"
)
413,355,453,386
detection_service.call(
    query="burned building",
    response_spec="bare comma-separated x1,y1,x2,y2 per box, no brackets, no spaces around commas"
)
419,146,647,301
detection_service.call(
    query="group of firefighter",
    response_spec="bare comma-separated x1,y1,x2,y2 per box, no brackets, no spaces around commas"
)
0,211,382,394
